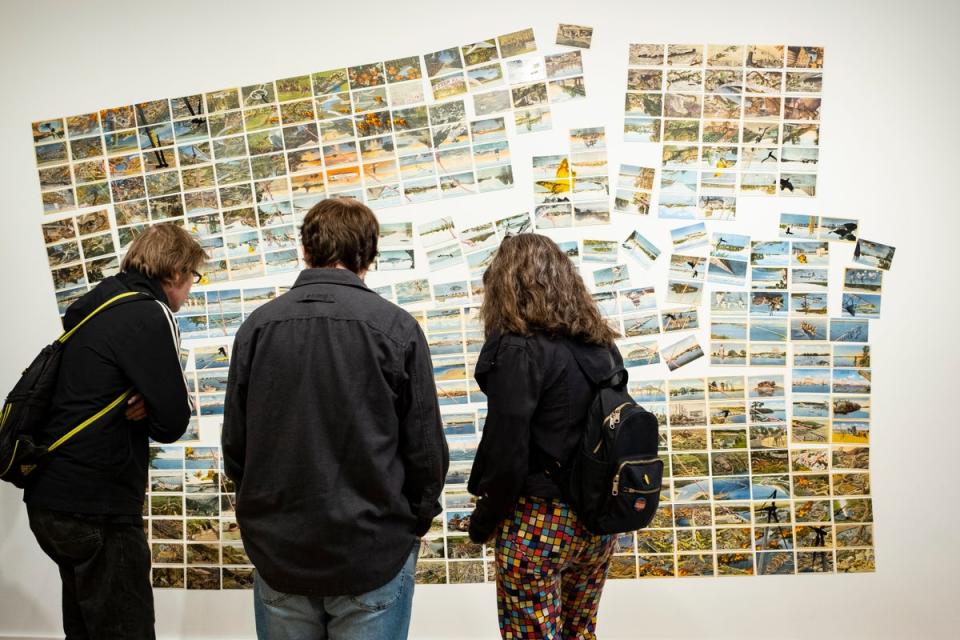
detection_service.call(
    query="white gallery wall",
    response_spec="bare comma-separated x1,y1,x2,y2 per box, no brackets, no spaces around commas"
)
0,0,958,638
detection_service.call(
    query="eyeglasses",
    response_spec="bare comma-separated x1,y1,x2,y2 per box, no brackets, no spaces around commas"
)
191,270,204,284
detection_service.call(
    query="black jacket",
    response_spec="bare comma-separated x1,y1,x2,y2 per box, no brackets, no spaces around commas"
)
222,268,448,596
467,332,623,541
24,270,191,517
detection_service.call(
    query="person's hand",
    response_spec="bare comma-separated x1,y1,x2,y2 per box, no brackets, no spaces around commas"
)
125,393,147,421
467,503,497,544
468,517,494,544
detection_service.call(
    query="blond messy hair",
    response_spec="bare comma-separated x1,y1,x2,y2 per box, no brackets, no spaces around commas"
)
121,223,207,283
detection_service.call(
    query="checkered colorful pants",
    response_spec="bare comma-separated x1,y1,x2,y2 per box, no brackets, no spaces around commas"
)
494,496,615,639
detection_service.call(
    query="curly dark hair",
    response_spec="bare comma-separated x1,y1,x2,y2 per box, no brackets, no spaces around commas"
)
300,198,379,273
480,233,619,346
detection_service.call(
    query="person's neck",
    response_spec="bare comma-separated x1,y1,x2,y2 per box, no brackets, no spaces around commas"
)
313,263,366,282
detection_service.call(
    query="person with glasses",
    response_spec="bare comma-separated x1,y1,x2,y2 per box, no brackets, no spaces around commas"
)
23,223,207,639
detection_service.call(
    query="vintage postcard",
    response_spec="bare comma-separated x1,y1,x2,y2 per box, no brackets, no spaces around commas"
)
427,243,464,272
670,222,708,251
710,341,747,366
622,312,660,337
710,233,750,260
497,28,537,58
661,308,699,333
669,255,705,282
582,239,619,263
546,51,584,80
792,268,830,292
615,188,651,215
548,77,587,103
662,335,704,371
618,286,657,314
425,47,464,78
844,268,882,293
841,293,881,319
621,340,661,367
593,264,630,291
706,44,744,68
628,43,664,65
466,63,504,90
506,56,546,84
830,318,869,343
853,239,896,270
707,257,748,286
711,291,747,315
749,343,787,367
515,106,552,134
461,39,498,67
431,73,468,101
556,24,593,49
666,44,703,67
666,280,702,306
473,89,512,116
624,117,661,143
751,267,788,290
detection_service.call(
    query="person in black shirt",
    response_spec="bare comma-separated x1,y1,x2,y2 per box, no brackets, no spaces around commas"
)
222,198,447,640
468,233,624,639
25,223,205,639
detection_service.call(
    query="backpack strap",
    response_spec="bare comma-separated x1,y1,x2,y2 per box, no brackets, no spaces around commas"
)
561,340,629,417
46,290,151,454
46,389,133,453
534,341,627,479
562,340,627,389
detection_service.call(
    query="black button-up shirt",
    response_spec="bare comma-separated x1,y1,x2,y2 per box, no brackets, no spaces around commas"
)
222,268,448,596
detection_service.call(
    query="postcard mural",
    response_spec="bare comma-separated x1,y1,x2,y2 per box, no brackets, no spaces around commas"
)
624,44,824,220
421,27,588,135
31,30,534,298
28,29,890,588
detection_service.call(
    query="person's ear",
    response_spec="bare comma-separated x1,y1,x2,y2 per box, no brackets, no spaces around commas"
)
301,244,313,268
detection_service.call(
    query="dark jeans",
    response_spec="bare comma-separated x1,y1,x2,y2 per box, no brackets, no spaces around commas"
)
27,506,155,640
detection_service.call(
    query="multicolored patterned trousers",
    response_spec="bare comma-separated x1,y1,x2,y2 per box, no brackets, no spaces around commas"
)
494,496,616,639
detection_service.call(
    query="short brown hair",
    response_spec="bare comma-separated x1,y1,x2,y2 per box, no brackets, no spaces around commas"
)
300,198,379,273
480,233,619,346
121,223,207,282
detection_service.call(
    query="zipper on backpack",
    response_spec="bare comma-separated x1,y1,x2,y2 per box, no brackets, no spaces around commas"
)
602,402,633,431
611,458,662,496
594,403,638,453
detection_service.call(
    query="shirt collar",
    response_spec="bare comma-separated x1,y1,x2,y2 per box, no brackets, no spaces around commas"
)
117,268,170,306
292,268,371,292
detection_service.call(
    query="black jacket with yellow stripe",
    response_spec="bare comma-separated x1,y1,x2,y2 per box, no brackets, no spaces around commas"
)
24,270,191,517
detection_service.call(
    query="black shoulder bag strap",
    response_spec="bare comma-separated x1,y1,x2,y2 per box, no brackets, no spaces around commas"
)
561,340,629,416
535,340,626,479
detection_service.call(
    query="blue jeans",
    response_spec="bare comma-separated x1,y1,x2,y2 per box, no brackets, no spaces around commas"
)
254,547,417,640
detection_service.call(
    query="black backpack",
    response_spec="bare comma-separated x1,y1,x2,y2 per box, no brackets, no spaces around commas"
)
0,291,145,488
558,347,663,535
